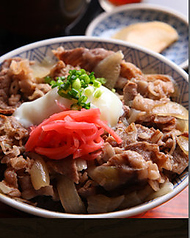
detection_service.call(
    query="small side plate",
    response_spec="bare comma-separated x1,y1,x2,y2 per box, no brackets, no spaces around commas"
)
86,4,189,69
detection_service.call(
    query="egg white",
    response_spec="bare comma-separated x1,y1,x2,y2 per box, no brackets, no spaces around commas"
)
13,86,123,128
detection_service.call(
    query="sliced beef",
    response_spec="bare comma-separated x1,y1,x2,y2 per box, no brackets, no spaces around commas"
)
96,142,116,165
9,58,51,100
4,167,18,188
0,59,18,114
171,145,189,174
128,74,175,100
153,116,177,132
19,174,55,200
0,115,28,160
123,81,138,105
49,60,81,79
107,122,163,149
0,57,51,115
125,141,172,171
120,61,144,81
88,150,161,191
47,157,79,184
78,179,97,198
144,74,175,99
0,115,32,198
0,180,21,197
131,94,170,113
53,47,112,72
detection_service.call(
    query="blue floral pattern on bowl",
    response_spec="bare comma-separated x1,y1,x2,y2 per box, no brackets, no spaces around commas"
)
86,5,188,69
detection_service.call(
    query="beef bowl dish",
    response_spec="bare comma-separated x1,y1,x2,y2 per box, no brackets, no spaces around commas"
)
0,36,188,218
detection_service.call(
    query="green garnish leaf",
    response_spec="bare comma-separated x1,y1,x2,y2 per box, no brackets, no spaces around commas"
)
97,77,107,84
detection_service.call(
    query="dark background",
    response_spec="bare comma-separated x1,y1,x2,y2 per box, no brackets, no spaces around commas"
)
0,218,188,238
0,0,103,56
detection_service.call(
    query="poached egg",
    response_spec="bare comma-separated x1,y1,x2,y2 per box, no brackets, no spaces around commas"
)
13,86,123,128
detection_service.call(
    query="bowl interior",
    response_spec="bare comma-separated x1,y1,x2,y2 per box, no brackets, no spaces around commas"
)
10,38,188,108
0,37,188,218
86,5,189,68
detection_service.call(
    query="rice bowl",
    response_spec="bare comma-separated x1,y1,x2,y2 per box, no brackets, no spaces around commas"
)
0,36,188,218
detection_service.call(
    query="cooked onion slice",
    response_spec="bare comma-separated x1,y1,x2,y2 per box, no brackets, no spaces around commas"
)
30,155,50,190
152,101,188,119
88,166,120,191
177,135,189,155
94,51,123,89
75,159,87,171
87,194,124,214
57,175,86,214
176,118,188,132
127,108,146,124
0,181,21,197
31,57,55,79
147,181,173,200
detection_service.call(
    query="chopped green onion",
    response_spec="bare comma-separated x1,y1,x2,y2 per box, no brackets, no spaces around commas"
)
93,80,101,88
56,76,65,81
45,69,106,110
72,78,81,90
45,75,52,84
60,81,70,91
78,95,88,104
83,102,91,109
58,90,72,99
68,88,79,99
84,86,94,97
49,80,58,88
80,74,90,84
97,77,107,84
94,89,103,98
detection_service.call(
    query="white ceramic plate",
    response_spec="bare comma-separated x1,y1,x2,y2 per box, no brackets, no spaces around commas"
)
0,36,188,218
86,4,189,69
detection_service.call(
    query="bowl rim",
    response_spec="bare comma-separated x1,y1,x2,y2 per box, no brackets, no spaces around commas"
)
0,177,188,218
0,36,188,81
0,35,188,77
0,35,188,218
85,3,189,69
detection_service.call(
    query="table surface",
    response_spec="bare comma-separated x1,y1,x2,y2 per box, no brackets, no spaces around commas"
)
0,0,188,219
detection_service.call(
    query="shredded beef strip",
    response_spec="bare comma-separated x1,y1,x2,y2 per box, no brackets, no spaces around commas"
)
47,157,79,184
87,150,162,192
0,59,18,114
0,57,52,115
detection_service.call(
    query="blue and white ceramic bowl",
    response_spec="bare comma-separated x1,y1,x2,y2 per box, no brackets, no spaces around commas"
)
0,36,188,218
86,4,189,69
